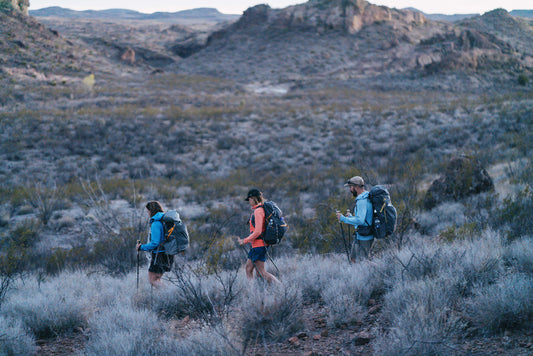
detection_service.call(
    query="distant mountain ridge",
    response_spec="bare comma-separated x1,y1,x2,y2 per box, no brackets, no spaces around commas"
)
510,10,533,19
29,5,533,24
29,6,239,22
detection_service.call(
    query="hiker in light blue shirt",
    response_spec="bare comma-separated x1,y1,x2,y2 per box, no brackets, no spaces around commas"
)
136,201,174,288
336,176,374,262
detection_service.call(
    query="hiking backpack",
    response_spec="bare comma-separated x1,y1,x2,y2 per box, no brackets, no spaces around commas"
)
367,185,397,239
261,201,288,245
159,210,189,255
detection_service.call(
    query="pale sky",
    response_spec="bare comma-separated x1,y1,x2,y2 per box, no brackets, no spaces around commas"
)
30,0,532,15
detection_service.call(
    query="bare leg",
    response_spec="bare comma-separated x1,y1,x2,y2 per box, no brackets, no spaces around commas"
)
245,259,255,280
148,271,164,288
254,260,280,284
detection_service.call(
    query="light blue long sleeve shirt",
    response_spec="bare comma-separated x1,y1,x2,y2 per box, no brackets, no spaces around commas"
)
340,191,374,241
140,212,165,252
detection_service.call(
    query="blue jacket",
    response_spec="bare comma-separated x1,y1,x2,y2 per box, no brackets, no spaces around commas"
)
140,212,165,252
340,191,374,241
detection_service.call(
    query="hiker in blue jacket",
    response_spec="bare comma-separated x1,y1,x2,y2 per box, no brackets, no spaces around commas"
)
336,176,374,262
136,201,173,288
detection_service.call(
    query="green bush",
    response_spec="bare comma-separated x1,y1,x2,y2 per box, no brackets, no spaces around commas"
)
0,220,40,307
517,73,529,86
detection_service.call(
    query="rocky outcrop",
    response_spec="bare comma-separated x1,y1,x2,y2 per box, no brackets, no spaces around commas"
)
120,47,135,64
418,26,516,72
423,156,494,209
6,0,29,15
171,36,208,58
230,0,426,34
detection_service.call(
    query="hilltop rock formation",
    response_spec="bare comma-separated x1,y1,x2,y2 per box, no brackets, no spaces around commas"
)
423,156,494,209
217,0,425,35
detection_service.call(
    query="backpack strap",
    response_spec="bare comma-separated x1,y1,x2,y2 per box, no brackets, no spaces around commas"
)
364,197,372,226
250,204,265,228
151,219,165,253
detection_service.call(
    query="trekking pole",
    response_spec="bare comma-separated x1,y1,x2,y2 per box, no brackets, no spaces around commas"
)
346,209,352,253
266,247,280,275
336,213,351,264
136,240,140,292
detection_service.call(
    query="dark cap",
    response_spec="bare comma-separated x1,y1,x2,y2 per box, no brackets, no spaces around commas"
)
245,188,262,201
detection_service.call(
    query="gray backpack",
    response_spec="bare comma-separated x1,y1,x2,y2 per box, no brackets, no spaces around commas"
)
160,210,189,255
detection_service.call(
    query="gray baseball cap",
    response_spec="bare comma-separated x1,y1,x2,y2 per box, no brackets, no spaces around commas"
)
344,176,364,187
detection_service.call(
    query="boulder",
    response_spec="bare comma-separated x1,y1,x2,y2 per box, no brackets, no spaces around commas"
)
352,331,372,345
424,156,494,209
120,47,135,65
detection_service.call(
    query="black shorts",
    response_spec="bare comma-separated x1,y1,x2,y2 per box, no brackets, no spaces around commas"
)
149,252,174,274
248,246,267,262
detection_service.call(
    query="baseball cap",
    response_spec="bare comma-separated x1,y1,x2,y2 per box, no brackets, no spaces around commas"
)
344,176,364,187
245,188,262,201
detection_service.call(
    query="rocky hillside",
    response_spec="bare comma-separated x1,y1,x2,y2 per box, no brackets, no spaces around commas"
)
2,0,531,92
0,10,106,78
172,0,532,90
458,9,533,56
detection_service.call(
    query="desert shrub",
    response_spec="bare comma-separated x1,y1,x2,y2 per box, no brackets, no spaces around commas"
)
370,229,505,299
417,202,467,236
2,281,87,339
150,263,244,323
463,273,533,335
81,179,147,274
0,219,40,307
290,198,349,254
178,324,242,355
90,229,140,275
321,261,375,327
280,254,345,303
85,304,181,355
23,182,64,226
239,283,303,344
502,237,533,274
517,73,529,86
506,157,533,185
494,186,533,239
450,230,504,293
0,315,37,355
39,246,94,275
439,222,479,241
375,277,465,355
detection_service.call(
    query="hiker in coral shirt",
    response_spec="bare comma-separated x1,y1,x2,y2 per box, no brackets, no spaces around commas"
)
237,188,280,283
